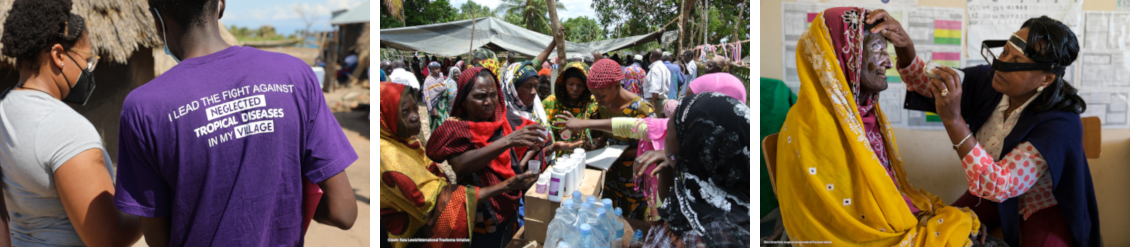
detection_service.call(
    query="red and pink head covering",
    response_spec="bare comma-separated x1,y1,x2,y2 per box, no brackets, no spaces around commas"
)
587,59,624,89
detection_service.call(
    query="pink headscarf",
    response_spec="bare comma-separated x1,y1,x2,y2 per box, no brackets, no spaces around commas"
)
662,99,679,118
688,73,748,104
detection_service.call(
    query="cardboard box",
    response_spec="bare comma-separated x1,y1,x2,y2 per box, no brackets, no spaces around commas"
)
524,168,605,222
522,218,549,246
522,168,605,244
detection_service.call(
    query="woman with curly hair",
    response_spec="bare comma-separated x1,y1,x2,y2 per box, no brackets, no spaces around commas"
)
0,0,141,246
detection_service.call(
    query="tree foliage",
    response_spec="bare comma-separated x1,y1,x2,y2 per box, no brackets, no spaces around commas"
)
497,0,566,34
593,0,749,53
456,0,497,20
563,16,603,43
380,0,457,28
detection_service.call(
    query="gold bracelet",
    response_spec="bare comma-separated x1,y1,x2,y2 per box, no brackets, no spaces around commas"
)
953,133,973,151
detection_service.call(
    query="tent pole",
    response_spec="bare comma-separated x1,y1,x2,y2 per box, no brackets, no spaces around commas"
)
546,0,566,75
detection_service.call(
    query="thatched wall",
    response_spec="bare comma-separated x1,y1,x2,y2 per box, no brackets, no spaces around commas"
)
0,0,161,163
0,0,161,66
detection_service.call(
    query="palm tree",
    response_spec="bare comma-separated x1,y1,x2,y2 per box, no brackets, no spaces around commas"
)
496,0,566,34
382,0,404,23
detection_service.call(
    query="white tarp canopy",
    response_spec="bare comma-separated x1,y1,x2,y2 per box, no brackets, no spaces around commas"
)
330,1,370,25
379,17,676,58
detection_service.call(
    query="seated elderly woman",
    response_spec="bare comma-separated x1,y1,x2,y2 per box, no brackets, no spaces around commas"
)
773,7,986,246
426,68,549,247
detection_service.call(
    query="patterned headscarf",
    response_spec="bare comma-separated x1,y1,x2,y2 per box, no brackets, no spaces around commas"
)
473,48,496,62
476,58,501,80
621,64,646,95
500,62,539,111
660,92,751,246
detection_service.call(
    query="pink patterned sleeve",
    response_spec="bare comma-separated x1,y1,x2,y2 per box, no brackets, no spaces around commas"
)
896,56,934,98
961,142,1048,203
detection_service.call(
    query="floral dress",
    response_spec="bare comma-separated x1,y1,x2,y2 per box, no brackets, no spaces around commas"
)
542,94,599,158
596,96,655,220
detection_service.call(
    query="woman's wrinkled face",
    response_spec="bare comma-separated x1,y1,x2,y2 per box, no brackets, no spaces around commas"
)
858,34,893,94
990,28,1055,97
399,91,421,137
464,75,498,121
538,77,552,101
565,77,586,100
517,77,539,106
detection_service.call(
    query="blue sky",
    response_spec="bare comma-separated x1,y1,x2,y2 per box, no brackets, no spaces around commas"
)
220,0,366,35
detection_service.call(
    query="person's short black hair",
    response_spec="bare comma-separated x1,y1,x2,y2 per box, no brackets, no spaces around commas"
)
2,0,84,71
148,0,218,29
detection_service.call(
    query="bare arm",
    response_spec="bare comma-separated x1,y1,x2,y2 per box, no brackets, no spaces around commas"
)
140,217,170,247
536,37,559,66
55,149,142,246
314,171,357,230
476,172,538,202
449,125,545,175
448,139,514,176
0,184,10,246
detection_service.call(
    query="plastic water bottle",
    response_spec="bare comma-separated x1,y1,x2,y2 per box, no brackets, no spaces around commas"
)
592,208,612,248
579,223,597,248
572,191,583,204
612,207,625,246
587,196,598,207
630,230,643,246
545,200,579,248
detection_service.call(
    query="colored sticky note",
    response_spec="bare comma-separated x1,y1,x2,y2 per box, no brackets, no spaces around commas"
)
926,112,942,122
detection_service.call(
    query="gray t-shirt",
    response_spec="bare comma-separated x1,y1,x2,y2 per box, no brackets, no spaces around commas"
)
0,90,112,246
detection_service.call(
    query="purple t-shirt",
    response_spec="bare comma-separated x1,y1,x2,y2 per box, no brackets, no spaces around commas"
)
114,46,357,246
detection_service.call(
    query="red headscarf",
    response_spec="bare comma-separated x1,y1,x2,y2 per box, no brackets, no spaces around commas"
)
426,67,544,225
379,82,421,146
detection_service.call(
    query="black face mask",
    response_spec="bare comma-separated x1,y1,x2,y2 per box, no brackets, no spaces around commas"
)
981,34,1066,74
61,54,96,105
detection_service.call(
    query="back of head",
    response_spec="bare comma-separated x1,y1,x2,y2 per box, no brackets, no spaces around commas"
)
1021,16,1086,114
650,49,662,62
148,0,218,29
2,0,84,71
391,60,404,70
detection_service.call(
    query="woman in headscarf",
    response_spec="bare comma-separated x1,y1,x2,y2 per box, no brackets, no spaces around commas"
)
770,7,983,246
426,66,461,132
423,62,446,129
584,59,655,220
498,39,558,129
633,92,751,247
621,62,645,95
554,72,748,223
379,82,537,248
426,68,549,247
472,48,500,77
542,61,599,157
872,9,1100,246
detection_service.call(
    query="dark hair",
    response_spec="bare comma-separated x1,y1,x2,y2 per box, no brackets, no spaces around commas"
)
563,67,587,84
2,0,84,71
1021,16,1086,114
148,0,218,29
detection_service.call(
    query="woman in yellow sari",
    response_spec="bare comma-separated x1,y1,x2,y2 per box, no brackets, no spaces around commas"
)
776,7,984,246
379,82,537,248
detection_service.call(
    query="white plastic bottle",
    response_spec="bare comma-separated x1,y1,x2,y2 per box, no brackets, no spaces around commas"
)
548,167,568,202
545,199,578,248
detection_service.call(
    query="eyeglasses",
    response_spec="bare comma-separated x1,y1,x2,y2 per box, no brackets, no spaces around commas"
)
68,48,100,72
980,33,1063,74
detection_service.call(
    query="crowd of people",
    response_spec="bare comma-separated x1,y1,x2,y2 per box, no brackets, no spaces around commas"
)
379,33,751,247
762,6,1100,247
0,0,359,246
